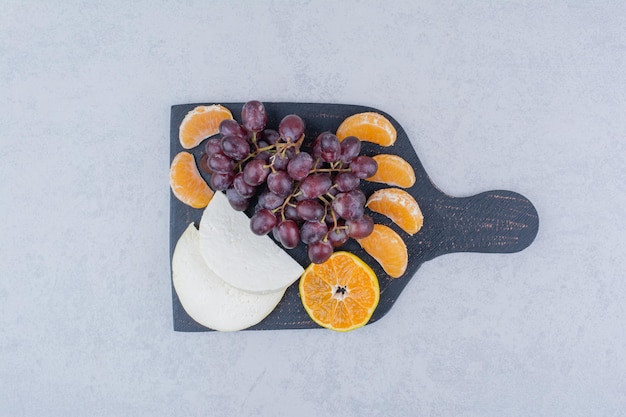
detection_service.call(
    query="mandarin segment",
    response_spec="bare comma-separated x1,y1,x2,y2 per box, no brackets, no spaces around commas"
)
314,300,335,325
179,104,233,149
357,224,408,278
318,262,337,285
336,112,397,146
344,296,370,320
299,251,380,332
169,151,214,208
302,274,332,304
366,188,423,235
333,302,352,330
346,289,375,312
366,154,416,188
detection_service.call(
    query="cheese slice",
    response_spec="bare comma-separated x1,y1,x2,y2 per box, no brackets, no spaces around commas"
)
198,191,304,294
172,223,285,331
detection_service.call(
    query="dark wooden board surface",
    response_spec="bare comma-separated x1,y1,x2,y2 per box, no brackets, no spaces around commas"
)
169,102,539,331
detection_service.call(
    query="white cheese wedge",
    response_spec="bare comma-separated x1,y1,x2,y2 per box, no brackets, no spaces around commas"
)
172,223,285,331
198,191,304,294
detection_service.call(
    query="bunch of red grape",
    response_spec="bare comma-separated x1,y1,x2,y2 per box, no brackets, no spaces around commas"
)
200,100,378,264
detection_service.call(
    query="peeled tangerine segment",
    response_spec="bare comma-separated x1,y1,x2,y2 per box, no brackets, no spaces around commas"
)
199,191,304,294
357,224,408,278
366,188,423,235
169,151,214,209
172,224,285,331
366,154,416,188
335,112,397,146
179,104,233,149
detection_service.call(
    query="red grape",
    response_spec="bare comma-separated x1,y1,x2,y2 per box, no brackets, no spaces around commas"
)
350,155,378,179
346,215,374,239
331,190,365,220
275,220,300,249
300,173,332,199
226,187,249,211
300,221,328,244
271,153,290,171
333,172,360,192
284,204,301,221
327,227,349,247
308,240,333,264
219,119,247,138
267,170,293,197
287,152,314,181
205,137,223,157
295,199,324,221
311,135,322,159
233,173,257,198
241,100,267,132
243,159,270,186
278,114,305,142
208,152,235,174
262,129,280,145
209,172,234,191
221,134,250,161
254,148,271,162
316,132,341,163
250,209,277,236
258,190,285,210
199,153,212,174
339,136,361,163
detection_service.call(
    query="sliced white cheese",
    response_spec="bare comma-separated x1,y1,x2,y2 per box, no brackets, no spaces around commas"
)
198,191,304,294
172,223,285,331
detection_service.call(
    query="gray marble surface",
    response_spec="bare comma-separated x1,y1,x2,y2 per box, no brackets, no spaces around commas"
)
1,1,625,416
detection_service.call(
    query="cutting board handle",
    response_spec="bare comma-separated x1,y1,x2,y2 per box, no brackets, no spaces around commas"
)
422,189,539,260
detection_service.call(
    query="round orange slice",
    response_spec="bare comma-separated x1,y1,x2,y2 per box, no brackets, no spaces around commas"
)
335,112,397,146
366,188,423,235
179,104,233,149
169,151,214,208
299,251,380,332
366,154,416,188
357,224,408,278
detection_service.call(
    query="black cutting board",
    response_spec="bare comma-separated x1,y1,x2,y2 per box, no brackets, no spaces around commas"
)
169,102,539,331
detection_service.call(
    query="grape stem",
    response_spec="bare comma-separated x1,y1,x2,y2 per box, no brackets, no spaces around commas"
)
318,194,331,206
233,133,299,172
243,132,352,238
275,195,294,221
311,167,350,173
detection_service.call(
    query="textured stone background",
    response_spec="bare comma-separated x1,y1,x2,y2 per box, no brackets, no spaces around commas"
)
1,1,625,416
